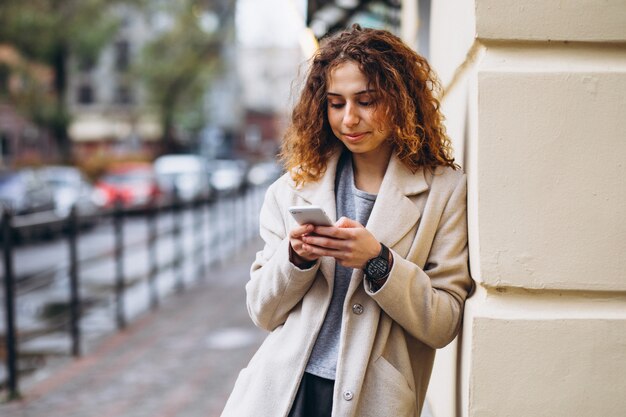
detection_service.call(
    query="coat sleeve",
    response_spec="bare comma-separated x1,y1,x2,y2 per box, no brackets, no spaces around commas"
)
246,181,320,331
366,173,473,348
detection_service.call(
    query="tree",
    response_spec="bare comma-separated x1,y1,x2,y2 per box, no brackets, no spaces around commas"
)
136,0,235,154
0,0,145,162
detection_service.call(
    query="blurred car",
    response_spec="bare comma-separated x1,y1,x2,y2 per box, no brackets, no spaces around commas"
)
38,165,100,225
94,162,163,209
154,154,213,202
0,168,56,215
208,159,248,195
246,160,283,186
0,168,58,240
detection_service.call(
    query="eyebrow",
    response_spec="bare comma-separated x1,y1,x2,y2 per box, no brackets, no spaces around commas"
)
327,89,375,97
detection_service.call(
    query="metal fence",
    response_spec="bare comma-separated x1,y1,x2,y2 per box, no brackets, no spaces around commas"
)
1,185,265,401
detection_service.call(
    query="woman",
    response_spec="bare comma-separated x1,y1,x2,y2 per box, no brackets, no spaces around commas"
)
221,25,473,417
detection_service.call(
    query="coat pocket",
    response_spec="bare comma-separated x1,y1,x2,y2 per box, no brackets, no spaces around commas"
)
356,356,417,417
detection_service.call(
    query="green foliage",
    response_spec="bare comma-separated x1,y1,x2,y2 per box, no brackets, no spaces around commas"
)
0,0,234,158
0,0,145,161
136,0,233,149
0,0,134,66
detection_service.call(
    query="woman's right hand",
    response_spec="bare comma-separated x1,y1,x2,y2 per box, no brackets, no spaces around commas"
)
289,224,320,268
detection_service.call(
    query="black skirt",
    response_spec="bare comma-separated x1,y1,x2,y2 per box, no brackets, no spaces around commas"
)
288,372,335,417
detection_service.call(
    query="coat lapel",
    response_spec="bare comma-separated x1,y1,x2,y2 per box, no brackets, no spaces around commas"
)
288,151,429,283
366,154,429,250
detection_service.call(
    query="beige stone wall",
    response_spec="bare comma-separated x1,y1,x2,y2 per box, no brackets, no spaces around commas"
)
422,0,626,416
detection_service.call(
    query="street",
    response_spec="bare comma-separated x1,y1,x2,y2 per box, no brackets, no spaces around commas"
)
1,237,267,417
1,188,266,386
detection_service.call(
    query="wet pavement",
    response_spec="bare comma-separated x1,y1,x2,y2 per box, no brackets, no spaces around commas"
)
1,239,266,417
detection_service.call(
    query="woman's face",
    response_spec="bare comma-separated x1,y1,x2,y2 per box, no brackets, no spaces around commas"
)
326,61,391,157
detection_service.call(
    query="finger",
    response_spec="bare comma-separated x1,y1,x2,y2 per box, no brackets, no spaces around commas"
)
302,234,347,250
289,224,314,238
302,242,342,258
312,225,352,239
291,240,318,260
335,217,362,228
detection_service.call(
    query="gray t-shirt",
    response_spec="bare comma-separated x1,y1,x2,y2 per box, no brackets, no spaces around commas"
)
305,152,377,380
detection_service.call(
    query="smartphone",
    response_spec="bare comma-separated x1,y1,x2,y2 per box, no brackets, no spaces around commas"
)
288,205,333,227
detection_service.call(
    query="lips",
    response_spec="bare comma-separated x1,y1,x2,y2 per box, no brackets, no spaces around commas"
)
343,132,367,142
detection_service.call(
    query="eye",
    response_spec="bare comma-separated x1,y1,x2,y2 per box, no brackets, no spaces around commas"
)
358,95,376,107
328,102,345,109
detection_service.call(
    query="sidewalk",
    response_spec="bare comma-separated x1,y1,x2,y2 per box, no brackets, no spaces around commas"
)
1,239,266,417
2,237,435,417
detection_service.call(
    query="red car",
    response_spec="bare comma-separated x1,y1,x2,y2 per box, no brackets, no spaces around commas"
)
94,163,163,209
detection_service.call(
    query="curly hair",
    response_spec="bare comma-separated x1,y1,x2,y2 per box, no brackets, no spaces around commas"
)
280,24,457,186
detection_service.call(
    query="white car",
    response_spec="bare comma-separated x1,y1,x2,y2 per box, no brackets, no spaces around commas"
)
208,159,248,195
154,154,213,202
38,166,100,225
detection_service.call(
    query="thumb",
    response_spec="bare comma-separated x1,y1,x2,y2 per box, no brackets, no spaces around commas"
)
335,216,362,228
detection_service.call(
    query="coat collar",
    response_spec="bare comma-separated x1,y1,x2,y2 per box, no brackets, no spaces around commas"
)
289,149,429,250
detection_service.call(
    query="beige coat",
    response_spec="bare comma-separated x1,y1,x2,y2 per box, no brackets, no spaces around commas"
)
221,151,473,417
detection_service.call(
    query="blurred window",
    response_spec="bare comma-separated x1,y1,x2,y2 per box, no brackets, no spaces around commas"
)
0,63,9,94
77,84,95,104
114,85,133,104
0,131,10,157
78,55,97,72
115,40,130,72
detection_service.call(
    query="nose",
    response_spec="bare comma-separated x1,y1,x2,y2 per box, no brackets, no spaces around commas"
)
343,102,360,127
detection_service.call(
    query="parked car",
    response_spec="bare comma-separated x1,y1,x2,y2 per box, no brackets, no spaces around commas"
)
154,154,213,202
94,162,163,210
0,168,59,240
38,165,100,226
208,159,249,195
0,168,56,215
247,160,283,186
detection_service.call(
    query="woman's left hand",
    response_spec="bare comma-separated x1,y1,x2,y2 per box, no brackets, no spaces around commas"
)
301,217,381,269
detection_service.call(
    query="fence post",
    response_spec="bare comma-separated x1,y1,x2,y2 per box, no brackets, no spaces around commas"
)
194,198,205,281
147,203,159,310
216,196,224,265
172,189,184,292
235,189,243,247
67,205,81,357
245,186,252,242
1,208,20,400
232,194,238,252
207,198,215,267
114,200,126,329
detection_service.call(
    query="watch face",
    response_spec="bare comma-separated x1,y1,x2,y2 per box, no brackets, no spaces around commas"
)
366,257,389,279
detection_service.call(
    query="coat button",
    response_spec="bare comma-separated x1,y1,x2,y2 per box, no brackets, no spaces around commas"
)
343,390,354,401
352,303,364,315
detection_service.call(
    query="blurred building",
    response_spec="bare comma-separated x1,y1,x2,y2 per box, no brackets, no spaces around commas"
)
235,44,302,158
67,5,160,158
0,46,56,167
234,0,404,161
67,2,243,161
307,0,401,38
234,0,305,160
201,36,245,160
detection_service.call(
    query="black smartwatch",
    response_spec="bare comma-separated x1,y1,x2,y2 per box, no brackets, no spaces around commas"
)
364,243,391,281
